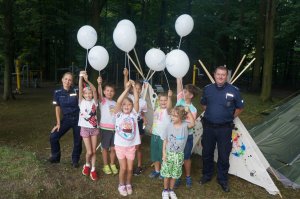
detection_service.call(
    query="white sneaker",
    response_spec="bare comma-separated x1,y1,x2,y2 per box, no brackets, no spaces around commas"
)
118,185,127,196
162,190,169,199
126,184,133,195
169,190,178,199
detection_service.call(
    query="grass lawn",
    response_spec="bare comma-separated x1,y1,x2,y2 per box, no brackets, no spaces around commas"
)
0,83,299,199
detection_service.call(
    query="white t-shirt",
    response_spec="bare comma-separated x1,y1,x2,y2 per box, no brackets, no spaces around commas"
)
114,110,141,147
152,107,171,138
100,97,116,130
128,94,147,119
78,99,98,128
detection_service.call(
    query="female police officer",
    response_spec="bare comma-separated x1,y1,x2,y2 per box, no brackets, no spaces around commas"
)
48,72,82,168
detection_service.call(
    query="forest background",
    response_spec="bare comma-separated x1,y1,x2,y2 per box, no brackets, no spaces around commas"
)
1,0,300,100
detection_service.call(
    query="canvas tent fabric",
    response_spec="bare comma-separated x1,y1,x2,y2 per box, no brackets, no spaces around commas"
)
142,84,280,195
250,94,300,189
192,116,280,195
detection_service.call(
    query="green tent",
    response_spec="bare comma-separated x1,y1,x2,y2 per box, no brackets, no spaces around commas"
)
250,95,300,189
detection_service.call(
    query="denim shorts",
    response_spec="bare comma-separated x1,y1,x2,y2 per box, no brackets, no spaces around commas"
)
184,134,193,160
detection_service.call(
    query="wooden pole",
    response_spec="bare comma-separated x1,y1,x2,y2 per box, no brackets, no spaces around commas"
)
145,69,152,80
127,53,146,79
198,59,215,83
147,70,156,81
231,58,256,84
133,48,143,75
230,55,246,82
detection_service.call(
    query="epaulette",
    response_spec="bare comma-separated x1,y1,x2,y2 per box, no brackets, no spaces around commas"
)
54,88,62,93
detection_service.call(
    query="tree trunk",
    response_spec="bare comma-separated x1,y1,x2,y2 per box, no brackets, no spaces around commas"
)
260,0,276,102
89,0,107,82
157,0,167,51
2,0,15,100
217,0,229,65
252,0,266,92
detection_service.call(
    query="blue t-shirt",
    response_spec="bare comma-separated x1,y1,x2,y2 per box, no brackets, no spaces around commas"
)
201,83,244,123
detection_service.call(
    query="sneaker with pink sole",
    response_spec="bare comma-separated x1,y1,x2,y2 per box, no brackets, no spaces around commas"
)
126,184,133,195
118,185,127,196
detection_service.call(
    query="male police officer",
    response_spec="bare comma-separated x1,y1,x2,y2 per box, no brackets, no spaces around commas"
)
199,66,244,192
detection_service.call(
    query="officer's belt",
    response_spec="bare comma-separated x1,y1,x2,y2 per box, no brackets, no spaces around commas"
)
201,117,233,128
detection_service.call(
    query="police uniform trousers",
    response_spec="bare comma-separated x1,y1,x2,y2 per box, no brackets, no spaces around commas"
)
49,114,82,164
201,123,233,184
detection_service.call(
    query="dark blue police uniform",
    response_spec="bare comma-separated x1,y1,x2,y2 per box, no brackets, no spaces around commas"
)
200,82,244,185
49,87,82,165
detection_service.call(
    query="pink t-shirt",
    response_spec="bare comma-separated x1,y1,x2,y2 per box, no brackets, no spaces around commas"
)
99,97,116,130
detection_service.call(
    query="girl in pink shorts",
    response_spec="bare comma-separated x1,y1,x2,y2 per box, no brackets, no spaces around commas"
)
78,71,99,181
114,80,141,196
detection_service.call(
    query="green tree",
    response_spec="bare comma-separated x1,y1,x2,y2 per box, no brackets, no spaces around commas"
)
261,0,277,102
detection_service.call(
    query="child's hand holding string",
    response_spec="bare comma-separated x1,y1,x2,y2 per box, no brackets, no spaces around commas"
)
168,90,173,97
97,76,102,85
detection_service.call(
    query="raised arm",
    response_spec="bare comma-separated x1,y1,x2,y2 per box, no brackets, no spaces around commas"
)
167,90,173,112
123,68,129,89
177,78,183,95
185,107,195,129
78,71,85,103
97,76,103,101
114,80,132,114
132,81,139,113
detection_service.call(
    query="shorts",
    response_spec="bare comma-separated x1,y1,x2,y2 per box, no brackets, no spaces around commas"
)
138,119,145,135
115,145,136,160
161,151,184,179
100,129,115,149
184,134,193,160
80,127,99,138
150,134,163,162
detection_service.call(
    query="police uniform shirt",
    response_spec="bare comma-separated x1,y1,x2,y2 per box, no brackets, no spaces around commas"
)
201,83,244,124
52,87,79,116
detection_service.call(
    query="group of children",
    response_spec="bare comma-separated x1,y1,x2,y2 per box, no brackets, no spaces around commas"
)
77,70,198,198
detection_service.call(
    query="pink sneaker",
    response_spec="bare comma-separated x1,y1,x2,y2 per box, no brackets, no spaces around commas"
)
82,165,90,176
126,184,133,195
118,185,127,196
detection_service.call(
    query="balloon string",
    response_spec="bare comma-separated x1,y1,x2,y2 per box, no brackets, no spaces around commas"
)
163,69,170,90
127,53,131,80
99,70,100,76
85,49,88,71
181,78,185,99
178,37,182,49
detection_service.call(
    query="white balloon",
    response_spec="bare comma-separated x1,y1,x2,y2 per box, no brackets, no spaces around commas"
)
88,46,109,71
175,14,194,37
117,19,136,32
113,24,137,52
145,48,166,71
165,49,190,78
77,25,97,49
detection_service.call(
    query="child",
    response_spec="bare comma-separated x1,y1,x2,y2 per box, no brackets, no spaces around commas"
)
97,77,118,175
123,68,148,175
175,78,199,188
78,71,99,180
161,106,195,199
114,80,141,196
149,90,173,179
